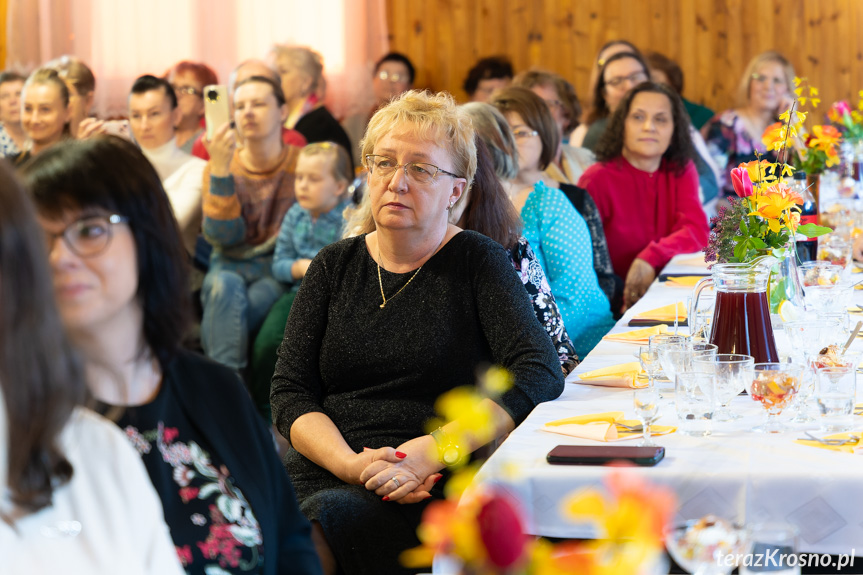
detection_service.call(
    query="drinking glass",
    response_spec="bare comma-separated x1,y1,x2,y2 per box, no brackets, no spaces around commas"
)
666,518,748,575
675,371,716,436
802,283,853,314
687,292,716,341
815,365,856,432
739,523,800,575
633,385,661,447
797,261,844,287
657,341,694,384
692,354,754,421
782,319,843,423
748,363,803,433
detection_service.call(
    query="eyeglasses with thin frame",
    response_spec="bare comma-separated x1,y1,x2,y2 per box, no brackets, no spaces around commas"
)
45,214,129,258
512,128,539,139
750,73,786,88
377,71,406,83
365,155,463,184
605,71,648,89
172,85,202,97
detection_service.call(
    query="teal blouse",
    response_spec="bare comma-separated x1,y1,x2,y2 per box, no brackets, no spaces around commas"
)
520,181,615,358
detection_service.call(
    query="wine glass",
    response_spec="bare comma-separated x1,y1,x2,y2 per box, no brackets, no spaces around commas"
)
633,385,661,447
748,363,803,433
639,345,661,389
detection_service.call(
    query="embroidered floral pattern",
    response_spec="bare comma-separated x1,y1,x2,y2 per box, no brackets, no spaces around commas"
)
125,422,263,573
704,110,778,197
509,237,579,375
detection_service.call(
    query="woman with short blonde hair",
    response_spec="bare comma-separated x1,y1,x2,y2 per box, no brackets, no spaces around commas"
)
272,90,562,574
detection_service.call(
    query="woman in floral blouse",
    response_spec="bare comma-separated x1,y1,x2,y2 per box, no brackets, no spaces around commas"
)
702,51,795,199
22,136,321,575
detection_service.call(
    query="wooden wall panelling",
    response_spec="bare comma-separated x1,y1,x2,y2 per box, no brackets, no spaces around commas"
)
385,0,862,116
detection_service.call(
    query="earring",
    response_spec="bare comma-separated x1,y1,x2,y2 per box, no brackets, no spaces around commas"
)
447,200,455,211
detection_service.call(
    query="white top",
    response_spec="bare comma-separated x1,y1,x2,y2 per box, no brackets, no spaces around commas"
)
0,400,184,575
141,138,206,254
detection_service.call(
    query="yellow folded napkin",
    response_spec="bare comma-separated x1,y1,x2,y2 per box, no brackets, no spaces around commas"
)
602,324,668,344
794,431,862,454
634,302,688,322
577,362,648,389
664,276,704,287
676,255,708,267
542,411,676,442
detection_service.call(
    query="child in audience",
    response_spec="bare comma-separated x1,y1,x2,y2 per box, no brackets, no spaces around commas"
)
251,142,352,423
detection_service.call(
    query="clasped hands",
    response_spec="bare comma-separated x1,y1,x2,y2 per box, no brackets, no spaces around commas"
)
347,436,442,504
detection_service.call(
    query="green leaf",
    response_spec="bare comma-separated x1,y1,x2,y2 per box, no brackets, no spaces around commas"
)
750,237,767,249
733,241,747,261
796,223,833,238
739,219,749,235
769,276,787,312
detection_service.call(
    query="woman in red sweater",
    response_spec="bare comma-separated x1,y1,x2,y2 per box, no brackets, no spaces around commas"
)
578,82,709,311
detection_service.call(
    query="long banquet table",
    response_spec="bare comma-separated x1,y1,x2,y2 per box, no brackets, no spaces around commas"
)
471,253,863,555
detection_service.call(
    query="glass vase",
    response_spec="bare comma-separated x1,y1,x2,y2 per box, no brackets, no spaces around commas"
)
766,244,805,323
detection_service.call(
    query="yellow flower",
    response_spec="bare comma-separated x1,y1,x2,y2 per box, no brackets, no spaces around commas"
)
738,160,775,185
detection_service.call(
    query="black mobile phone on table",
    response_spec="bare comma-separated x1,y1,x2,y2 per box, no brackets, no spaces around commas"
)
546,445,665,467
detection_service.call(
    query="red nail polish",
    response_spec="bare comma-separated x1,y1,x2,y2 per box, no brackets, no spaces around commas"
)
395,451,407,458
423,494,433,500
433,475,442,484
363,446,372,450
382,496,389,501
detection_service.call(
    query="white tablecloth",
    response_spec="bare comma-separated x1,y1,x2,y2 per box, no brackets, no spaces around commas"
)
471,253,863,555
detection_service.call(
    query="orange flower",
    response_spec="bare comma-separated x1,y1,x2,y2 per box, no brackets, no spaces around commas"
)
748,183,803,232
808,125,841,154
762,121,786,152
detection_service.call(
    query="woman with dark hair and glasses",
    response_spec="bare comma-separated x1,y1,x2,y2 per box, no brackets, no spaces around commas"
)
578,82,709,311
0,161,182,573
21,136,321,575
572,51,650,151
490,87,615,355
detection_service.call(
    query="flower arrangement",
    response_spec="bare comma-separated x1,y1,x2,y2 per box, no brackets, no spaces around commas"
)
828,96,863,143
762,78,840,175
707,91,832,266
402,371,676,574
402,466,676,574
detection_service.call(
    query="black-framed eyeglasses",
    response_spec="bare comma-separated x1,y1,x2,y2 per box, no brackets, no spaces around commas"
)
365,155,463,184
46,214,129,258
172,85,202,97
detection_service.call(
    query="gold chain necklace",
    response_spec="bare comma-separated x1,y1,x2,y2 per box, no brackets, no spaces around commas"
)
376,235,444,309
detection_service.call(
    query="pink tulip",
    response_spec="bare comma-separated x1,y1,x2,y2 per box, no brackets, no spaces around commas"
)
730,166,753,198
829,100,852,123
477,493,527,568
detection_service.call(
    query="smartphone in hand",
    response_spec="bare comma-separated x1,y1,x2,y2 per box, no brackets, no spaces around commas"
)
203,85,230,141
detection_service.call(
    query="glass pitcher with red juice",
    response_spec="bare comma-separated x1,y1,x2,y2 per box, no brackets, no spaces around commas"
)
689,260,779,364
